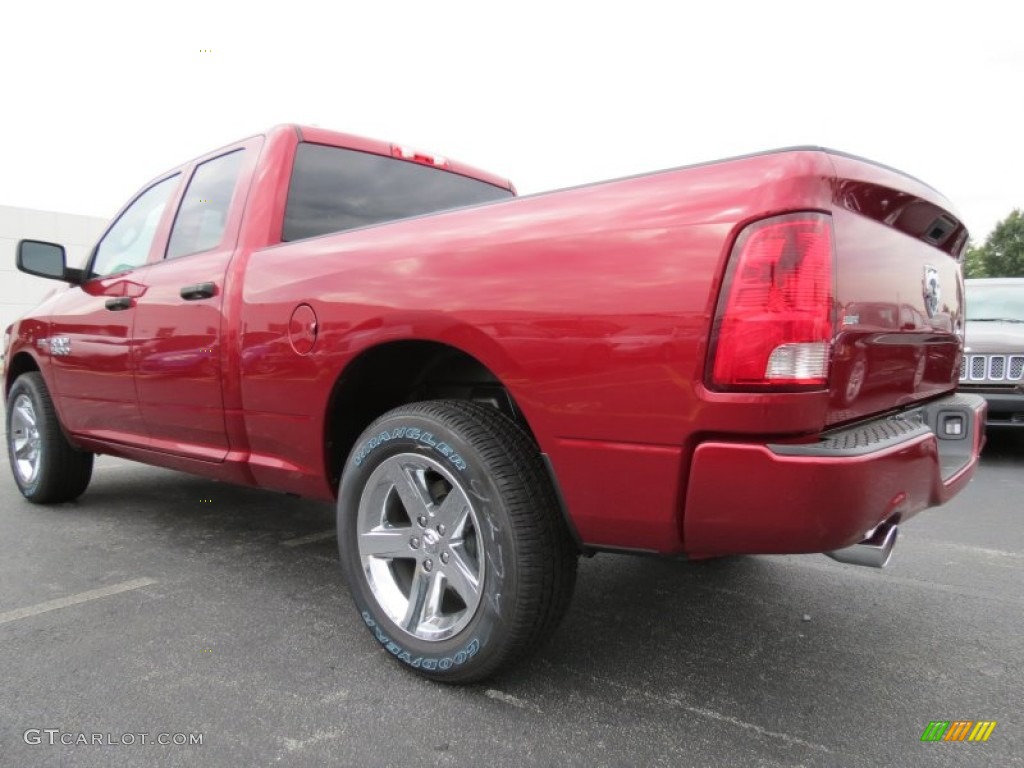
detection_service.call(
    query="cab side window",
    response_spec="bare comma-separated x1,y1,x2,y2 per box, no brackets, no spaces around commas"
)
92,175,179,277
166,150,246,260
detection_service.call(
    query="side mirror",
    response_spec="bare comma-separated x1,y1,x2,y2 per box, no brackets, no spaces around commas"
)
16,240,79,283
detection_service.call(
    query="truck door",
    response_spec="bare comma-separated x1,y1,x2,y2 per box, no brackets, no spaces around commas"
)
48,174,181,442
131,145,254,461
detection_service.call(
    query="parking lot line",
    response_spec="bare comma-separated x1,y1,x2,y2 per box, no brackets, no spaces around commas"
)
583,671,834,755
775,556,1024,605
923,539,1023,561
0,577,157,626
281,530,336,548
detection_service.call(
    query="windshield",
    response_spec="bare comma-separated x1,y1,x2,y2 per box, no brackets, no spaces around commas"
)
965,284,1024,322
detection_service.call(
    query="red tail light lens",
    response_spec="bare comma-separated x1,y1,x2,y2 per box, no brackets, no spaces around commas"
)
709,212,834,390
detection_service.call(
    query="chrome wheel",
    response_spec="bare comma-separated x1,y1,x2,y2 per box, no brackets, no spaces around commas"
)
339,401,578,681
356,452,484,642
10,393,42,484
845,357,866,404
5,372,94,504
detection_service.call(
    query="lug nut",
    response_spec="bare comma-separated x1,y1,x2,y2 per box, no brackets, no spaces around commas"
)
417,515,427,527
424,559,433,572
437,524,446,536
410,536,420,549
440,552,450,564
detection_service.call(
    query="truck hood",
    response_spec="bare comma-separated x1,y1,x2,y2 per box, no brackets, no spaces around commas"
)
964,321,1024,353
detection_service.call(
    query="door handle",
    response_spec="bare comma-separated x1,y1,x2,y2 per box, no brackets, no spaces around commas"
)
180,282,217,301
104,297,134,311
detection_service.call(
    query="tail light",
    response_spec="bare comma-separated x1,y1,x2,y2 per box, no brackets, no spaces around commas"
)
708,212,834,390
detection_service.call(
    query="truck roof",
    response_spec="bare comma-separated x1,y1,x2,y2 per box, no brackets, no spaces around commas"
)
149,124,515,196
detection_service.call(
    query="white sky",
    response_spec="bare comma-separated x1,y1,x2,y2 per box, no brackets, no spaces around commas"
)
2,0,1021,242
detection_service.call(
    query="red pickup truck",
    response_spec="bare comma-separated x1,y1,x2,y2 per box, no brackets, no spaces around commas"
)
4,125,985,682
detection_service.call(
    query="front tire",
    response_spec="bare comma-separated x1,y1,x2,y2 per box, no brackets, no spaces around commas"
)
337,400,577,683
6,372,94,503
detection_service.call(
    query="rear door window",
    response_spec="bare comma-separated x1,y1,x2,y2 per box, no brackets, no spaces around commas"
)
166,149,246,259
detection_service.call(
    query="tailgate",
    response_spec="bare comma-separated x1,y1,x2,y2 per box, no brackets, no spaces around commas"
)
826,152,967,426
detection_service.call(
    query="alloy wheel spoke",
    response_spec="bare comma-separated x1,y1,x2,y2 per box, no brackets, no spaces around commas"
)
387,462,431,519
15,402,36,429
402,568,444,632
359,528,411,559
401,568,431,631
444,549,480,605
434,486,471,537
423,570,445,624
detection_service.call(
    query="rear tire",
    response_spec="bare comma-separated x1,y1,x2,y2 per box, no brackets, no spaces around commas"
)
6,372,93,503
337,400,577,683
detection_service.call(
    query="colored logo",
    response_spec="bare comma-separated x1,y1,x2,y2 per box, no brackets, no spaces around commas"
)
920,721,996,742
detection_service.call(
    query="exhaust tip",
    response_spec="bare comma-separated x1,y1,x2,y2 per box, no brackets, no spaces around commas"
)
824,523,899,569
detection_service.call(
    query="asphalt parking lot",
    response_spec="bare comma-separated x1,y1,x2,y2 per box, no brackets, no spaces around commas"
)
1,433,1021,768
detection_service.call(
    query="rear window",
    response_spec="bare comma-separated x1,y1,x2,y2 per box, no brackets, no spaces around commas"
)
282,143,513,242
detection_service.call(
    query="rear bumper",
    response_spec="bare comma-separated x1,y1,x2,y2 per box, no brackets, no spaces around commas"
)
959,388,1024,428
683,393,986,558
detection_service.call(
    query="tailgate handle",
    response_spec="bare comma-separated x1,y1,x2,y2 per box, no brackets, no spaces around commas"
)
180,282,217,300
104,297,133,311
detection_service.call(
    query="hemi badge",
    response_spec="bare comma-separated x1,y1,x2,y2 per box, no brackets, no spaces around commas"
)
39,337,71,356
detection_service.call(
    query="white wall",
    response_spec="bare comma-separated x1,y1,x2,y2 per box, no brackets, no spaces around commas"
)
0,205,107,335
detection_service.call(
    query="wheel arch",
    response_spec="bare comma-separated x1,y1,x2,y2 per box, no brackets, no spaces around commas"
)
4,351,42,397
322,339,537,492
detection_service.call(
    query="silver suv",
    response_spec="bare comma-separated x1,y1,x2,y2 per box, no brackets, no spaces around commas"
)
961,278,1024,428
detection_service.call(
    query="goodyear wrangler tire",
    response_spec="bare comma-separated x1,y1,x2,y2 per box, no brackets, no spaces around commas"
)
337,400,578,683
6,372,93,503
